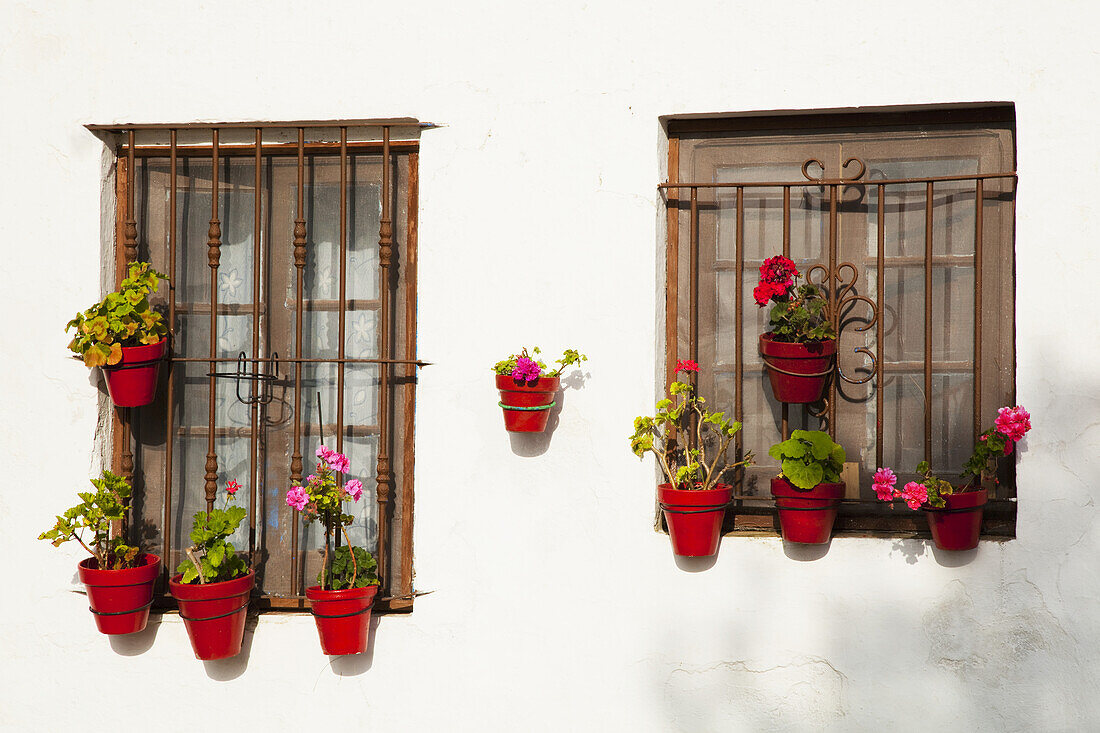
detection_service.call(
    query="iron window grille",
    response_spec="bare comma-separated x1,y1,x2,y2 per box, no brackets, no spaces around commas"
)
660,103,1019,538
86,120,427,612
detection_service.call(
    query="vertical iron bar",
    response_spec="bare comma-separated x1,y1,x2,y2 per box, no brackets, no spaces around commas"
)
688,187,699,452
876,184,885,468
665,139,680,391
120,131,137,489
924,181,934,466
163,130,178,568
290,128,307,595
337,128,348,457
248,128,262,564
734,187,744,488
689,188,699,368
827,183,838,438
204,129,222,514
781,185,790,440
124,130,138,263
376,127,394,590
973,179,984,441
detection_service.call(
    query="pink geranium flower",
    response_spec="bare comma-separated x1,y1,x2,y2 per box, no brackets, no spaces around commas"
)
316,445,335,463
327,452,350,474
872,467,897,501
225,479,240,495
286,486,309,511
511,356,541,382
344,479,363,502
994,406,1032,443
900,481,928,510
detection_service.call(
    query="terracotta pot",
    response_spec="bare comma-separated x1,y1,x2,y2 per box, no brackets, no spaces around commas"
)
657,483,732,557
306,584,379,655
923,488,987,551
771,477,845,544
495,374,560,432
101,338,168,407
169,570,254,660
759,334,836,404
77,553,161,635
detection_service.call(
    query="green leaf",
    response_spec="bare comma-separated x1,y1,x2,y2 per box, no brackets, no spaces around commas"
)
783,460,824,490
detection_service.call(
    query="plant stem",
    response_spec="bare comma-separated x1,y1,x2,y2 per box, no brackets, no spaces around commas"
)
702,434,735,491
340,525,358,588
322,516,331,592
70,531,97,563
186,547,206,584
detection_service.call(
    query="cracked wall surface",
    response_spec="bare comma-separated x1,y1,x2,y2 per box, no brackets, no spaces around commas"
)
3,1,1100,731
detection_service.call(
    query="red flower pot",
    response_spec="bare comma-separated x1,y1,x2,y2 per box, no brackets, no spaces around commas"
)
77,553,161,635
923,488,987,551
759,334,836,404
102,338,168,407
306,584,379,655
169,570,254,660
771,477,845,544
657,483,732,557
495,374,560,432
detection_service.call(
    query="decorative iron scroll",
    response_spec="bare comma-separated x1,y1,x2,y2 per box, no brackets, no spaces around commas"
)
802,157,879,387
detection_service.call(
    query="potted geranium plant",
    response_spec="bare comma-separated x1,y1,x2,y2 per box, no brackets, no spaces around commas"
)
38,470,161,635
66,261,169,407
492,346,587,432
769,430,847,544
630,360,754,557
286,445,380,655
754,255,837,403
874,405,1032,551
168,479,253,660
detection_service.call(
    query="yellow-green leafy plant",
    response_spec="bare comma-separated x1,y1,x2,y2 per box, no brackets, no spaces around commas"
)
66,261,168,367
630,360,754,490
38,470,141,569
492,346,587,382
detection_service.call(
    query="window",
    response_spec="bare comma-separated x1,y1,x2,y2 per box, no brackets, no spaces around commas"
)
661,104,1017,537
87,120,424,611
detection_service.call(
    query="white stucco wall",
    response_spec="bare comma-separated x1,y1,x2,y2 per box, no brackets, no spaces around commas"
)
3,1,1099,730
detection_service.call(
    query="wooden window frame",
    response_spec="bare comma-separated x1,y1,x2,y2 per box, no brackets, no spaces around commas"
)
92,120,424,613
661,103,1019,540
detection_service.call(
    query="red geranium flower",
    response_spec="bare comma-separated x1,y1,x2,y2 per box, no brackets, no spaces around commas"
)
675,359,699,374
759,255,799,284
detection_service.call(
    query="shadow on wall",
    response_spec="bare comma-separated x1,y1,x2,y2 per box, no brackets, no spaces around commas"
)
107,610,162,656
507,369,590,458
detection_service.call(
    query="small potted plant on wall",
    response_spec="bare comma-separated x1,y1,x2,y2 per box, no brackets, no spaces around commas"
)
168,479,254,660
630,360,754,557
492,347,587,432
874,405,1032,551
39,470,161,635
286,446,380,655
66,261,169,407
754,255,837,403
769,430,847,544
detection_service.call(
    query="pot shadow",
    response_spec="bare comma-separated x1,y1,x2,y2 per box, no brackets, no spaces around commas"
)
201,611,258,681
673,553,719,572
506,370,590,458
507,392,565,457
890,538,928,565
781,539,831,561
930,544,979,567
108,611,162,655
327,615,380,676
